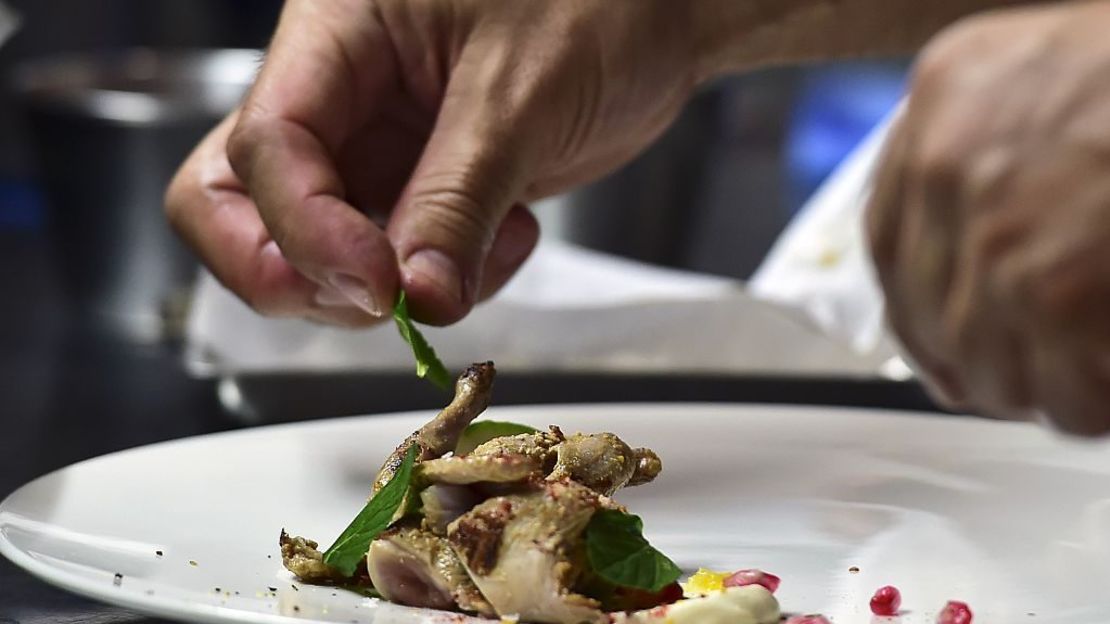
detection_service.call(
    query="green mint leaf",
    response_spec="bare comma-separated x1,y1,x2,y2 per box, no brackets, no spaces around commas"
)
454,420,539,456
585,509,681,593
392,291,452,390
323,445,418,576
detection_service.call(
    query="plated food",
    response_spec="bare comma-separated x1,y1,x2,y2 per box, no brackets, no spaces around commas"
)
278,362,978,623
279,362,781,623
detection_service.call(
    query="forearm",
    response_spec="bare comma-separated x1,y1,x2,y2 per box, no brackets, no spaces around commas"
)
692,0,1049,79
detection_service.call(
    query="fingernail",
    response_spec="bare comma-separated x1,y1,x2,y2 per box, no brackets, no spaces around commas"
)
314,286,353,308
325,273,382,317
404,249,465,305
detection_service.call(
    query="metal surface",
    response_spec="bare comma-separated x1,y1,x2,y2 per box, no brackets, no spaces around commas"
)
220,371,940,425
13,48,258,342
0,2,18,49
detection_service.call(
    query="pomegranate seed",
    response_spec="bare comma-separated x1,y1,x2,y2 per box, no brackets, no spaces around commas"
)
784,616,831,624
937,600,973,624
723,569,781,593
870,585,902,616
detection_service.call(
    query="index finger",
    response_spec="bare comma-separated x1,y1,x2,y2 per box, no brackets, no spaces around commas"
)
228,0,400,316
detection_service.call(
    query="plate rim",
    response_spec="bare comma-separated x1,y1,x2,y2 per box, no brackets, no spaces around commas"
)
1,401,977,506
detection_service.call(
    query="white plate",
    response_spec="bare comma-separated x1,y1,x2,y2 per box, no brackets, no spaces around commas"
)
3,404,1110,624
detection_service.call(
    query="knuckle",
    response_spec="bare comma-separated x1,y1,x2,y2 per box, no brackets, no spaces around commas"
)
914,138,962,185
915,16,987,89
409,181,502,252
424,195,493,250
225,114,267,176
912,40,957,94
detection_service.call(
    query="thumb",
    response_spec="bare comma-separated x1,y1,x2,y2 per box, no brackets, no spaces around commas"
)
387,61,536,325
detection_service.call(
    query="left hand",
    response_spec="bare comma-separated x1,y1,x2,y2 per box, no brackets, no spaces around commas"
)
166,0,701,329
866,2,1110,435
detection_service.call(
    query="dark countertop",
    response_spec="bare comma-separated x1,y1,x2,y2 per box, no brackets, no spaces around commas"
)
0,231,942,624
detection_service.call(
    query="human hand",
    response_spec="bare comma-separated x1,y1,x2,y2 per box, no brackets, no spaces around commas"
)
867,2,1110,435
166,0,698,327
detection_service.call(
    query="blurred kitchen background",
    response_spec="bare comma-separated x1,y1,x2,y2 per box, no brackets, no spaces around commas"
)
0,0,926,496
0,0,910,338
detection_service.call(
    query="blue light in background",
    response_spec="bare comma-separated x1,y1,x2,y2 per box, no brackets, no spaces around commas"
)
784,62,907,214
0,178,45,231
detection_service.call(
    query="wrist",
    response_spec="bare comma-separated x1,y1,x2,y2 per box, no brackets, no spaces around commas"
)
689,0,804,82
689,1,744,82
690,0,1026,81
690,0,744,83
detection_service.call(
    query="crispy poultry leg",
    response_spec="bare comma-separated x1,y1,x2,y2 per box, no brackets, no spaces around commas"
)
373,362,496,493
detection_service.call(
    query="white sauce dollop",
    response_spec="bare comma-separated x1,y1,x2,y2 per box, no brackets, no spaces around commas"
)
619,585,780,624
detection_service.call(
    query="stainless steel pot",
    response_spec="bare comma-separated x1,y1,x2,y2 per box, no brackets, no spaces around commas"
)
13,48,258,342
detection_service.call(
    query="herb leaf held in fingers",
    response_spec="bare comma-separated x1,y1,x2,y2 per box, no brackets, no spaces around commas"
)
393,291,452,390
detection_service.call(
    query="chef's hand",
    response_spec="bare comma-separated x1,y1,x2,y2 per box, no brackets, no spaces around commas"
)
166,0,697,327
867,2,1110,435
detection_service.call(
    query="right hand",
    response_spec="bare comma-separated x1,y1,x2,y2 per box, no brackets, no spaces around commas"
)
866,3,1110,435
166,0,701,327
